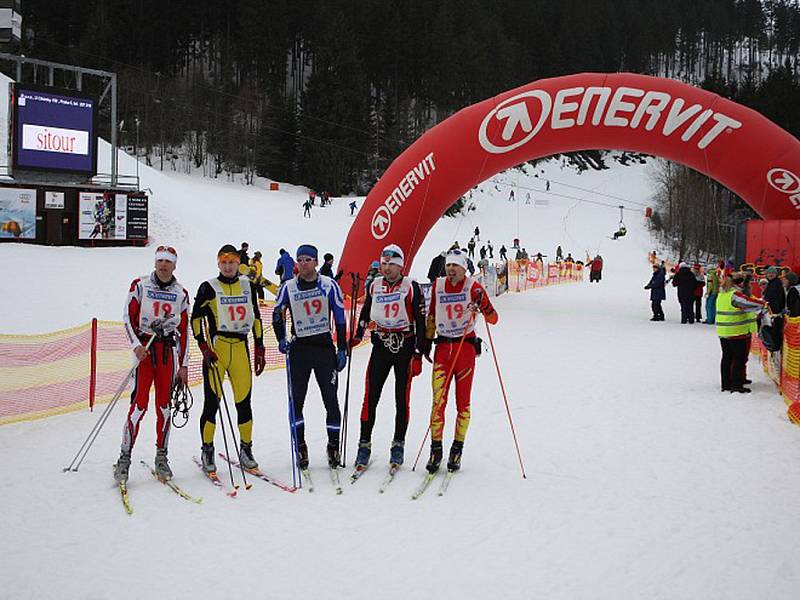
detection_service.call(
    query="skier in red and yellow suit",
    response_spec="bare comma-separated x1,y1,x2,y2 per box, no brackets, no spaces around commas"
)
424,248,497,473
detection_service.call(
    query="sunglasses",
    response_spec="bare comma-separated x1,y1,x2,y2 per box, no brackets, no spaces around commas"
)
297,257,315,263
382,249,402,259
217,252,240,262
157,245,176,254
449,249,464,255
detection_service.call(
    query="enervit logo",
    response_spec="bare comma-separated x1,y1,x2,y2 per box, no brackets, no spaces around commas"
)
478,86,742,155
371,206,392,239
767,168,800,209
370,152,436,240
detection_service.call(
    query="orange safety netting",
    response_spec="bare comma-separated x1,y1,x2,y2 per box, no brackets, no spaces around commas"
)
506,260,583,292
0,299,366,426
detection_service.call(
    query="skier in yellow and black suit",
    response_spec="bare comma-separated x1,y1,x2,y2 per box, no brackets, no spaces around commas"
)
192,244,266,475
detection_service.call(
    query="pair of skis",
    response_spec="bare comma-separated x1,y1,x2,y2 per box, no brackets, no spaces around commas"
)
117,461,204,515
350,462,402,494
192,454,298,498
411,470,456,499
299,466,343,495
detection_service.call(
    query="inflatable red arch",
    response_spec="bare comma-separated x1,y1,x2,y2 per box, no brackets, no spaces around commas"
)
339,72,800,282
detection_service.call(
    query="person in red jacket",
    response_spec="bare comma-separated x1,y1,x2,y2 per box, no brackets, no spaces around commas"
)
423,248,498,473
588,254,603,283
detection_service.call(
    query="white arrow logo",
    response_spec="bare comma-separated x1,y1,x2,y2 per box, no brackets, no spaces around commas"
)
478,90,552,154
496,102,533,141
767,168,800,195
371,206,391,240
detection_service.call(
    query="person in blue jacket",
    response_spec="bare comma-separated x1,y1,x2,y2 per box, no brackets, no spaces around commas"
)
275,248,296,283
645,263,666,321
272,244,348,469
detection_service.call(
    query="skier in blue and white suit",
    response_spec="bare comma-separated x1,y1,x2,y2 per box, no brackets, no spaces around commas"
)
273,244,348,469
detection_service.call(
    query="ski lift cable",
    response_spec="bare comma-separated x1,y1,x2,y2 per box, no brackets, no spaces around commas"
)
491,171,650,208
488,178,643,213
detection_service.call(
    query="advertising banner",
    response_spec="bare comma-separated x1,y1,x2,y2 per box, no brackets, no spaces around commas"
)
126,194,148,240
114,194,127,240
44,191,65,209
79,192,109,239
11,84,98,175
0,187,36,239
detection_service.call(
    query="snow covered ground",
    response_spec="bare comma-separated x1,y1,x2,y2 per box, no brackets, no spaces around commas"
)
1,79,799,598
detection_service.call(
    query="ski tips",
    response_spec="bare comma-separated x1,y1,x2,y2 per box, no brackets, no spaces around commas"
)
245,483,253,490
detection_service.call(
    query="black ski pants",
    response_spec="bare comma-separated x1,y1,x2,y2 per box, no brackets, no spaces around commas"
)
359,334,415,444
720,336,749,390
288,343,341,447
651,300,664,319
693,296,702,321
679,298,694,323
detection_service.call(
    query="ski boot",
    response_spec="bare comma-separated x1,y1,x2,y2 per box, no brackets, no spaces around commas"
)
426,441,443,474
297,443,309,470
113,450,132,483
154,447,173,481
200,443,216,473
239,441,258,470
355,442,371,469
447,441,463,472
389,440,404,466
327,442,341,468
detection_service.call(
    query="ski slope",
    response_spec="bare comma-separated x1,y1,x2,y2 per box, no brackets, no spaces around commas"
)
1,81,799,598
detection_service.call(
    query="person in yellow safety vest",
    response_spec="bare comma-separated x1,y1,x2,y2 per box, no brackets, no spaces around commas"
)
716,272,764,393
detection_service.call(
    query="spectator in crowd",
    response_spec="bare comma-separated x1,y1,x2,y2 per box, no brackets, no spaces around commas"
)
467,236,476,258
704,262,721,324
427,251,447,283
349,200,358,215
763,266,786,315
238,242,250,265
479,245,487,260
499,245,508,261
587,254,603,283
692,263,705,322
275,248,296,283
556,245,563,260
365,260,381,292
474,226,480,241
320,252,343,281
644,263,666,321
783,271,800,317
487,241,494,258
672,262,698,324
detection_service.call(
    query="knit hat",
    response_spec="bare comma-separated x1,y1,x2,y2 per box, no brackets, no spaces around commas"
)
766,266,779,275
445,249,468,270
380,244,404,268
155,245,177,263
786,272,799,285
370,260,380,270
296,244,318,260
323,253,334,262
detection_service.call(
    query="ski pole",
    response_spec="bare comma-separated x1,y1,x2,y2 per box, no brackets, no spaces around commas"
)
339,272,361,466
64,335,157,473
210,361,251,490
483,315,527,479
285,341,301,488
411,309,478,471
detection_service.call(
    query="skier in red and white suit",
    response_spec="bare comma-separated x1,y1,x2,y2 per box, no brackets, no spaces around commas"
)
113,245,190,483
424,248,498,473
